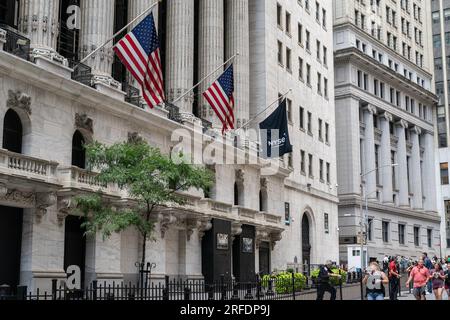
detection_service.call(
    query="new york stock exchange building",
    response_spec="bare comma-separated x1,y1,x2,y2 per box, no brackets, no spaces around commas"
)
0,0,339,293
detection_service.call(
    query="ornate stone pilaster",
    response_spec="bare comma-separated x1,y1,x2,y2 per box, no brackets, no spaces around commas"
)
410,126,423,209
7,90,32,115
395,120,409,207
166,0,195,113
0,28,6,51
19,0,67,65
422,131,437,212
380,112,393,204
226,0,250,128
198,0,224,128
362,105,377,199
80,0,119,88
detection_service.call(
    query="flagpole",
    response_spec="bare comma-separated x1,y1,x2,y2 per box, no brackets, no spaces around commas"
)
170,53,239,105
73,0,161,70
234,89,292,134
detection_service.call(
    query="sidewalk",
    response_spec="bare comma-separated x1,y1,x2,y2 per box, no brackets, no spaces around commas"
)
395,290,450,301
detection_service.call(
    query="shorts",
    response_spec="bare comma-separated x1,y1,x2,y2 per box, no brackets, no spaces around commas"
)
413,286,426,298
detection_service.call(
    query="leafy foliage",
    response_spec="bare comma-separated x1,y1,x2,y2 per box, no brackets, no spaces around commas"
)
261,272,307,294
310,268,347,286
74,140,214,262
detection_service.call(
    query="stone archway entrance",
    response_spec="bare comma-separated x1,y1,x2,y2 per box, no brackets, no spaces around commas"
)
301,214,311,270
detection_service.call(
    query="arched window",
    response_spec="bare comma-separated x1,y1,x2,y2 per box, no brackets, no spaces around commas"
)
259,189,268,212
234,182,239,206
72,130,86,169
3,109,23,153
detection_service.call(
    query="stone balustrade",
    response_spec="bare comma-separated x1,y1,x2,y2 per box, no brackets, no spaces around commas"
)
0,148,58,183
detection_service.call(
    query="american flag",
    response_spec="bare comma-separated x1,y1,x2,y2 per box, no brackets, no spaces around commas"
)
202,65,235,133
113,12,165,109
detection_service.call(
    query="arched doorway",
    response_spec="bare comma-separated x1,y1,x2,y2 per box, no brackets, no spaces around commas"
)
301,214,311,270
71,130,86,169
3,109,23,153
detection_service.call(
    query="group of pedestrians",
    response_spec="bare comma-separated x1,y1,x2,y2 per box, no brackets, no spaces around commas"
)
364,252,450,300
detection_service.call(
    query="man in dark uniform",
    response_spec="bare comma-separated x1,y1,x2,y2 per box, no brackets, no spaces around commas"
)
316,260,341,300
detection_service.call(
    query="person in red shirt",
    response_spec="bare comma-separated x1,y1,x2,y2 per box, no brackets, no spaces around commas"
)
406,257,431,300
388,256,401,300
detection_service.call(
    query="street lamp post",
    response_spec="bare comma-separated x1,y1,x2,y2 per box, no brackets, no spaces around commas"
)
359,164,398,273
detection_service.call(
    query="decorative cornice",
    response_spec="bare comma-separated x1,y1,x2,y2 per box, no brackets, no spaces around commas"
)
381,112,393,122
7,90,32,115
410,126,422,136
128,132,143,144
35,192,57,223
0,189,35,207
75,113,94,134
197,219,212,239
363,104,377,115
159,213,177,239
395,119,409,129
57,196,75,226
235,169,244,182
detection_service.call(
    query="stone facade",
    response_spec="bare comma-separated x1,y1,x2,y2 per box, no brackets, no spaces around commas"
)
0,0,339,292
431,0,450,257
333,0,441,265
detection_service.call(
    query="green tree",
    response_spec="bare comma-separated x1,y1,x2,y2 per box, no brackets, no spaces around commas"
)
75,139,214,266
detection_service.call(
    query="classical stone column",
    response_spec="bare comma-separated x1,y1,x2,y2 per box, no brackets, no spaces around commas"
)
80,0,120,90
19,0,67,65
380,112,393,204
395,120,409,207
226,0,250,128
422,131,438,212
128,0,159,28
410,126,423,209
165,0,195,113
363,105,377,199
199,0,224,128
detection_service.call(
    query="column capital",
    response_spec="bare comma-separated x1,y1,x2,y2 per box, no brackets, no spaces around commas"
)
395,119,409,129
381,112,393,122
362,105,377,115
410,126,422,136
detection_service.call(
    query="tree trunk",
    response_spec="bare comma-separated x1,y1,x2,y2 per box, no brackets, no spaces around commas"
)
140,203,152,266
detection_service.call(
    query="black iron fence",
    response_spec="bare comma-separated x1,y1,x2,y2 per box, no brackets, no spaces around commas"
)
0,24,30,61
69,59,94,87
122,82,142,108
0,273,366,301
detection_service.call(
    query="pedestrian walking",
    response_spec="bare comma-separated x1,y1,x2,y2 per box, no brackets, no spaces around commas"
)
363,262,389,300
406,258,431,301
388,256,401,300
430,262,446,300
445,258,450,300
316,260,341,301
423,252,433,294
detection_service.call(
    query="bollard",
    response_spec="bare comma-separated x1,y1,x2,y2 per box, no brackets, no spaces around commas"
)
184,287,191,300
0,284,11,300
292,272,296,300
231,283,240,300
51,279,57,300
339,270,343,301
220,275,226,300
208,284,214,301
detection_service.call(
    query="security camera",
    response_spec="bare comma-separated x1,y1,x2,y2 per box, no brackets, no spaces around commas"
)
335,183,339,188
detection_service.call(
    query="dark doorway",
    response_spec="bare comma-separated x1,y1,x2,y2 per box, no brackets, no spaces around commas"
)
112,0,128,83
71,130,86,169
302,214,311,267
201,219,232,284
0,206,23,288
232,225,255,282
0,0,20,29
234,183,239,205
57,0,80,61
258,242,271,276
3,109,23,153
63,215,86,288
